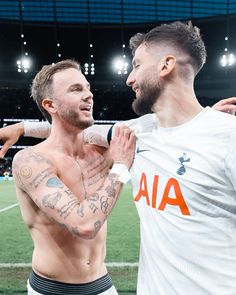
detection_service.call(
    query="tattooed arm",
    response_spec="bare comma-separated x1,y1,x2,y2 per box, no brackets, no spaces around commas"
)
12,126,135,239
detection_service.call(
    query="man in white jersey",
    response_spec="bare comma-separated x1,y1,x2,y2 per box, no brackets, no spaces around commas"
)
124,21,236,294
1,21,236,295
9,59,136,295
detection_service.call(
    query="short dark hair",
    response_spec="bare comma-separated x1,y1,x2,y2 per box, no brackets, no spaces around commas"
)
31,59,81,123
129,21,206,74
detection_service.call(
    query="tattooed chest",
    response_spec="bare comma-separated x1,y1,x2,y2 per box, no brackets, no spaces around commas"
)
81,155,110,192
60,154,110,199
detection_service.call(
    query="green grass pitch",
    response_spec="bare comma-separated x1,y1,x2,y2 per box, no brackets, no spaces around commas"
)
0,181,139,294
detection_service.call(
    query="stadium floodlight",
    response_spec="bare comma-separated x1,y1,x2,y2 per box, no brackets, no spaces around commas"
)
220,53,235,67
220,2,234,69
84,40,95,76
16,56,32,73
84,62,95,76
112,56,129,75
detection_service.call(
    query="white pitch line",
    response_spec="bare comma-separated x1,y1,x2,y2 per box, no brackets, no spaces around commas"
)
0,203,19,213
0,263,31,268
107,262,138,267
0,262,138,268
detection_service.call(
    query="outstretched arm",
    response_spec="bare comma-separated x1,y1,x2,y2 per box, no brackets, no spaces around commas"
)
13,126,136,239
0,121,51,158
0,120,112,157
0,122,24,158
212,97,236,115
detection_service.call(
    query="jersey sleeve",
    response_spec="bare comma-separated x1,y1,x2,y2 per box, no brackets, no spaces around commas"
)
225,130,236,193
83,114,156,147
115,114,157,135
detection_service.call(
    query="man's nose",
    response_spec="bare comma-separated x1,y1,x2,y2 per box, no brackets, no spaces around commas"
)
83,90,93,101
126,71,135,87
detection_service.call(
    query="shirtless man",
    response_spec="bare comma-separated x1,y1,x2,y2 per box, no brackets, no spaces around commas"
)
11,59,135,295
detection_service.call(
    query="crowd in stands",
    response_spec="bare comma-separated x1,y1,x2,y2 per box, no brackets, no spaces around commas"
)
0,86,222,169
0,156,12,178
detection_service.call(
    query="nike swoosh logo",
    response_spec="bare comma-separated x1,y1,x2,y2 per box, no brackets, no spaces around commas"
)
136,147,150,154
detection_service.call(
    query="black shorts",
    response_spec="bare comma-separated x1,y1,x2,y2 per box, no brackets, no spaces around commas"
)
29,270,113,295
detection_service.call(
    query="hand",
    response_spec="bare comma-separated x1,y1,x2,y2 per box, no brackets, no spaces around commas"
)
109,125,136,169
212,97,236,115
0,122,24,158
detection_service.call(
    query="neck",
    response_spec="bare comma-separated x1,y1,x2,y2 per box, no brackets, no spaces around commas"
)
47,119,85,157
152,82,203,128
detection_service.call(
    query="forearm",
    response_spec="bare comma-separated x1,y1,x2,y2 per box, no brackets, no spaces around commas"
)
37,171,124,240
24,121,51,138
73,172,123,239
71,163,131,239
14,122,25,135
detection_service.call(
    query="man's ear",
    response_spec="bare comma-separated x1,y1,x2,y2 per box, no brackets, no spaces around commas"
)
42,98,57,115
160,55,176,77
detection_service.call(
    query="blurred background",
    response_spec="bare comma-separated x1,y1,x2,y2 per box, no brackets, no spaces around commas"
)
0,0,236,176
0,2,236,293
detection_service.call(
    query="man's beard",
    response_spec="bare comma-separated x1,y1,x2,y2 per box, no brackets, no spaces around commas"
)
60,108,94,129
132,80,162,115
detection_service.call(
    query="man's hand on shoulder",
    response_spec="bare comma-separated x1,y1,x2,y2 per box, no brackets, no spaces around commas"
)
0,122,24,158
110,125,136,170
212,97,236,115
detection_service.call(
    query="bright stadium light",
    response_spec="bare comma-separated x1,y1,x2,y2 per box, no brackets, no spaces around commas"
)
112,56,129,75
220,53,235,67
17,27,32,73
220,2,235,69
84,40,95,76
84,62,95,76
16,56,32,73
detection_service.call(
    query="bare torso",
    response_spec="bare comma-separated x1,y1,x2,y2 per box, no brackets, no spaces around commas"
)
15,142,111,283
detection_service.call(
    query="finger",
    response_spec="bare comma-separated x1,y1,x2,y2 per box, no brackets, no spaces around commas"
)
113,125,121,138
120,125,131,131
126,132,134,146
116,125,130,139
227,105,236,111
220,105,236,112
123,128,132,138
0,151,5,159
126,132,136,147
219,97,236,106
118,125,128,138
227,105,236,115
122,130,134,147
0,143,10,158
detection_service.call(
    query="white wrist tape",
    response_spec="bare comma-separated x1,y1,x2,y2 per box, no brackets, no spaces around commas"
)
24,121,51,138
110,163,131,184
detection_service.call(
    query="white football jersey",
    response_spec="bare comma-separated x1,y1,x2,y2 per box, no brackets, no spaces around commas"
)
126,107,236,294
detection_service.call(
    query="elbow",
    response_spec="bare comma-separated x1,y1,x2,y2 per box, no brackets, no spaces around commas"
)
71,221,102,240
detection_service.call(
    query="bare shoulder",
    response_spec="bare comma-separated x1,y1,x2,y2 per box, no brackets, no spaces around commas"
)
13,147,53,171
12,147,55,190
12,147,34,176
